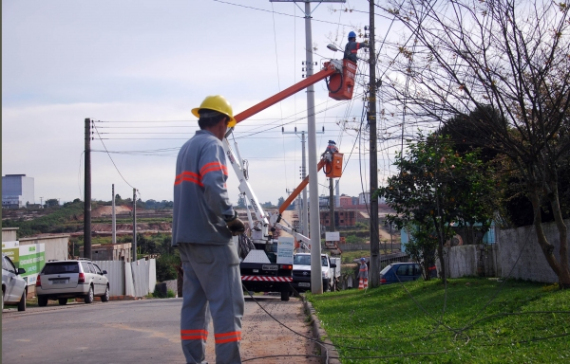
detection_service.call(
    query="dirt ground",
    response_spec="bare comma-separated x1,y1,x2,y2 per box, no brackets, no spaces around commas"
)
205,295,321,364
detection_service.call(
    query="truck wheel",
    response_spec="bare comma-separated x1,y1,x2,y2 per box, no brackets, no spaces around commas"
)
323,280,330,292
280,289,290,301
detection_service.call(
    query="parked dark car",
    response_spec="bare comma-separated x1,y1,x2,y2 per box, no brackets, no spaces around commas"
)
380,262,426,285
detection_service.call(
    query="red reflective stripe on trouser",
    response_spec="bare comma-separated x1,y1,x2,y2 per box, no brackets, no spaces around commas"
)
214,331,241,344
181,329,208,341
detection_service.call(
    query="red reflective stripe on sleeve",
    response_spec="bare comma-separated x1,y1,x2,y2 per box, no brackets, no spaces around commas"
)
181,329,208,341
200,162,228,176
214,331,241,344
174,171,203,186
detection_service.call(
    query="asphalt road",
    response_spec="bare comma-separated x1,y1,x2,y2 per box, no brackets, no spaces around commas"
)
2,296,319,364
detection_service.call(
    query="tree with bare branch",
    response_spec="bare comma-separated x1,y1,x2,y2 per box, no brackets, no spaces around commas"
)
380,0,570,287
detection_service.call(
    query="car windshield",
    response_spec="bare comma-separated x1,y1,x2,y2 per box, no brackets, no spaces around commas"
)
293,255,311,265
43,262,79,274
380,265,393,275
321,256,328,266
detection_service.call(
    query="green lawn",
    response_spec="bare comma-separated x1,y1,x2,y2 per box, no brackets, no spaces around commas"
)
307,278,570,363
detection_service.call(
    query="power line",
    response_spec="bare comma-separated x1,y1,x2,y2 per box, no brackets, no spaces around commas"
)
211,0,353,26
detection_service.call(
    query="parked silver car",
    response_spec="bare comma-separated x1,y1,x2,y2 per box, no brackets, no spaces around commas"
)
36,259,110,306
2,253,27,311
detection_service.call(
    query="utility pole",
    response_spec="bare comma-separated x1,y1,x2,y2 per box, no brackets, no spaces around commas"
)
329,177,335,232
84,118,92,259
112,184,116,244
368,1,380,287
282,127,324,237
132,188,137,261
271,0,345,295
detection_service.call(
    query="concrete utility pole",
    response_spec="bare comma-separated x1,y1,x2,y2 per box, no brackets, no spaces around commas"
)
368,1,380,287
271,0,345,294
132,188,137,261
112,184,116,244
84,118,92,259
282,127,323,237
329,177,335,232
282,129,309,236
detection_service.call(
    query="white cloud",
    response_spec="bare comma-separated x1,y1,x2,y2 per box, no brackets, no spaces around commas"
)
3,0,401,206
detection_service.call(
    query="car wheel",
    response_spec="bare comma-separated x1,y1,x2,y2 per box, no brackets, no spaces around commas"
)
17,289,27,311
101,286,109,302
38,296,48,307
84,286,94,304
2,290,5,310
58,298,68,305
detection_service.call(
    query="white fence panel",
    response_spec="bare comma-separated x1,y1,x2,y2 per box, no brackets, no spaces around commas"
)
125,262,135,297
93,260,124,297
131,259,150,297
148,259,156,293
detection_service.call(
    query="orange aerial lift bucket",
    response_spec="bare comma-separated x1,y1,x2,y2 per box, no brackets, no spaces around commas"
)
328,60,357,101
324,153,343,178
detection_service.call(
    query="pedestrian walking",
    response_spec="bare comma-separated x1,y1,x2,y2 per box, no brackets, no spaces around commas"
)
173,95,246,364
358,257,368,290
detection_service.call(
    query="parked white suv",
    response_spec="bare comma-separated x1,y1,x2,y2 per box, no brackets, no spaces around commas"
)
36,259,110,306
2,253,27,311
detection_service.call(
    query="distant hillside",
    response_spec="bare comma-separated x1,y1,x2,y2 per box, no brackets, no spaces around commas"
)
2,201,172,239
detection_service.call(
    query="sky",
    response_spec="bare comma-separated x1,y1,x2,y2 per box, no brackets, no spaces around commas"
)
2,0,409,206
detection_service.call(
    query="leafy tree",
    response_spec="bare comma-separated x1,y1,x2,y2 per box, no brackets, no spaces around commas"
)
156,252,180,282
377,133,500,281
381,0,570,288
404,222,438,280
44,198,60,208
237,194,247,208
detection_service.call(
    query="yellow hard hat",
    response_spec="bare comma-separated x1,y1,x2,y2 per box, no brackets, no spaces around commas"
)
191,95,237,127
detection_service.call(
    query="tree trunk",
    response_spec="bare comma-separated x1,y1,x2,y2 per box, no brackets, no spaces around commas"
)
433,216,447,284
530,189,570,288
547,185,570,289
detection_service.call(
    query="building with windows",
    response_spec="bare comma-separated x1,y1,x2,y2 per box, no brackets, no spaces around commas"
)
2,174,35,208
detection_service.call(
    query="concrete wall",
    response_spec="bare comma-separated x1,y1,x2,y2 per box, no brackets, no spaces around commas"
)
495,219,570,283
20,235,69,261
439,244,497,278
2,228,18,242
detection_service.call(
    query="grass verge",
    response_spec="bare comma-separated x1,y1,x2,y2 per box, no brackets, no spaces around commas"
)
307,278,570,363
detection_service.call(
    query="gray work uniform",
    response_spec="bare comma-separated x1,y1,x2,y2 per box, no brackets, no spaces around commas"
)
344,40,367,62
173,129,245,364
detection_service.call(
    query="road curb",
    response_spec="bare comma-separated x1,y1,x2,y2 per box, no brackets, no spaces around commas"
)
301,295,341,364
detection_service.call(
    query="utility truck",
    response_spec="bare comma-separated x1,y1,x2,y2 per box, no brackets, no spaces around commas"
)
224,57,356,300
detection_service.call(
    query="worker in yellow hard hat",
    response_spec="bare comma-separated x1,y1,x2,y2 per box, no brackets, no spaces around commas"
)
173,95,245,364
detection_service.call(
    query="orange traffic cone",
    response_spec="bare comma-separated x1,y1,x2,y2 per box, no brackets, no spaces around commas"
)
358,278,367,290
363,278,368,289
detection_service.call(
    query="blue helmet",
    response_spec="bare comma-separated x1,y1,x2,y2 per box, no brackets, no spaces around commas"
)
348,31,357,39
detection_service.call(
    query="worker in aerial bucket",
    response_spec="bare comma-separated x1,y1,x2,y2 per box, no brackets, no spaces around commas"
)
344,31,368,63
173,95,245,364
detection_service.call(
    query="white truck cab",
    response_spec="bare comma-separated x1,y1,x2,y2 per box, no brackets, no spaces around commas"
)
291,253,340,293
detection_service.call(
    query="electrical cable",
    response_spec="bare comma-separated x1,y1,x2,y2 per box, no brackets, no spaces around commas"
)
211,0,353,26
92,122,138,191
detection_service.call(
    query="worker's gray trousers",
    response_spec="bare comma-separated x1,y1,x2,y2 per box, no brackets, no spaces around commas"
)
178,243,244,364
